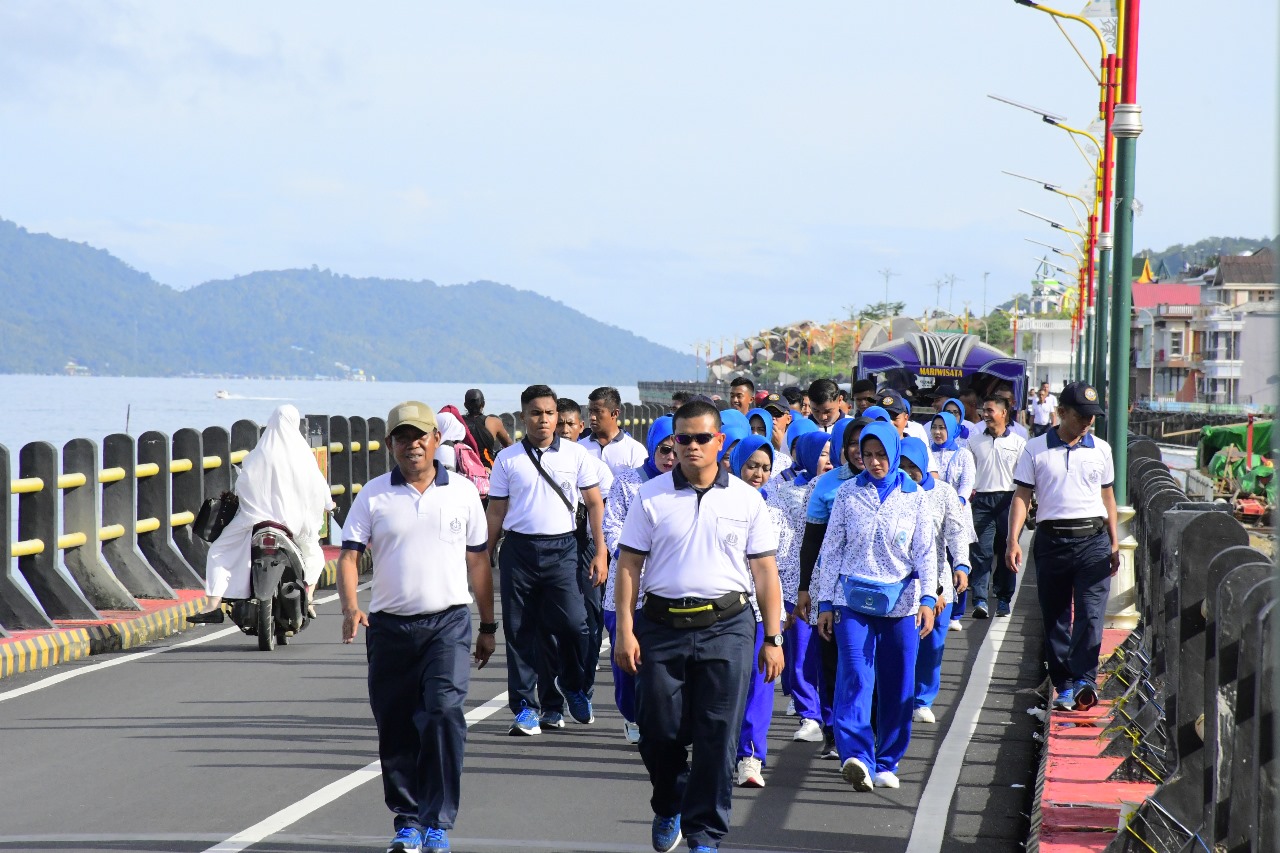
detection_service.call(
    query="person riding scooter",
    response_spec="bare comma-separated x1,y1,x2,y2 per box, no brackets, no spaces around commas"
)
188,404,333,623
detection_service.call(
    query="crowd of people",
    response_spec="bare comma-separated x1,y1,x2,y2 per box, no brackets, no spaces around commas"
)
317,376,1118,853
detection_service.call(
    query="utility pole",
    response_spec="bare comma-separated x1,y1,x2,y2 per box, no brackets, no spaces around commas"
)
878,268,900,313
931,279,945,317
946,274,962,314
982,271,991,319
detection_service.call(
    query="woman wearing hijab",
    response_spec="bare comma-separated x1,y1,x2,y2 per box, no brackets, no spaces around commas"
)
931,410,976,630
189,405,333,623
601,416,676,744
727,435,787,788
433,411,468,471
748,407,793,472
814,423,937,792
717,409,751,470
940,397,973,448
899,437,972,724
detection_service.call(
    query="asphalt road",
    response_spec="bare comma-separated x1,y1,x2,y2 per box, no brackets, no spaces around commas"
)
0,557,1046,853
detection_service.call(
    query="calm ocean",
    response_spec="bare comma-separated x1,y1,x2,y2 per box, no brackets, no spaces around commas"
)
0,375,639,452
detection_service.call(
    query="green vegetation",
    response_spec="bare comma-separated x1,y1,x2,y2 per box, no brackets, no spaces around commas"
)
0,219,690,383
1135,235,1274,275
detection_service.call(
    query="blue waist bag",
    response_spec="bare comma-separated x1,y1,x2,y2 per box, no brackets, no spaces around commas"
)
839,572,918,617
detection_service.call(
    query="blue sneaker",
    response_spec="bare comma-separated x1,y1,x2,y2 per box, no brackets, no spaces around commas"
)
650,814,681,853
555,675,595,724
1052,686,1076,711
421,827,450,851
387,827,422,853
995,600,1011,618
508,706,542,736
692,848,716,852
1073,679,1099,710
539,710,566,729
972,600,989,619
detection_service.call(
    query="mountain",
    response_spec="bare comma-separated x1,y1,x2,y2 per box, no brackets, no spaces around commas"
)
0,219,690,383
1135,235,1274,278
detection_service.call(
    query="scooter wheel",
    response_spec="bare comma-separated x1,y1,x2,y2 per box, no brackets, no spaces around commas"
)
257,597,276,651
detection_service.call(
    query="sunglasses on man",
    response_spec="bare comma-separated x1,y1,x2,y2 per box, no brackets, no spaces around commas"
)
673,432,719,446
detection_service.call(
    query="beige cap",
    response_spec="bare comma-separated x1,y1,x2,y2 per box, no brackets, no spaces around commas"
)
387,401,438,435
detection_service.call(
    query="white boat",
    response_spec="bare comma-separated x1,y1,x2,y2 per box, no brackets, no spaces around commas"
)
215,390,230,400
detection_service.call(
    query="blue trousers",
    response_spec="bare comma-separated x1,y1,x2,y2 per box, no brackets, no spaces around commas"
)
833,607,919,774
499,531,589,714
538,534,603,710
1034,529,1113,689
635,606,754,849
914,603,952,709
737,622,773,764
602,608,636,723
366,606,471,832
782,600,822,722
969,491,1016,605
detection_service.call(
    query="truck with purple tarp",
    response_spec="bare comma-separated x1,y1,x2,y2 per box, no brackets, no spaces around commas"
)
856,331,1028,412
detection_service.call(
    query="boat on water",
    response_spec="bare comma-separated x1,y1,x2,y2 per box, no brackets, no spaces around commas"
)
214,390,230,400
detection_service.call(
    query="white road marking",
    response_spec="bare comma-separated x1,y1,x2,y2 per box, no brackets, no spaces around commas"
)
0,585,369,704
203,690,510,853
904,537,1027,853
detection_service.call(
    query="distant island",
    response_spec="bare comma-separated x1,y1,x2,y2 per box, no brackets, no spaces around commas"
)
0,218,689,384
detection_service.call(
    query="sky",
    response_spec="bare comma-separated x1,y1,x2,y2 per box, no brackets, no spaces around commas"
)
1,1,1276,355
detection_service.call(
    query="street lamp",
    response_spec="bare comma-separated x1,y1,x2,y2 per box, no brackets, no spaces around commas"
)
1003,170,1091,229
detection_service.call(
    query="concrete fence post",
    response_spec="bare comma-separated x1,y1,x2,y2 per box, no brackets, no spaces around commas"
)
329,416,353,527
136,431,203,590
0,442,52,631
17,441,99,620
502,412,520,442
367,417,388,479
349,416,369,495
100,433,174,600
61,438,139,611
201,427,232,501
170,428,207,573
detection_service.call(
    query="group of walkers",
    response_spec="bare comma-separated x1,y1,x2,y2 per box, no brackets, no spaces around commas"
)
312,375,1119,853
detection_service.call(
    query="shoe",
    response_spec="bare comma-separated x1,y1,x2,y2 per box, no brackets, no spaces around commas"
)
785,698,797,716
912,706,936,724
554,676,595,724
1052,686,1076,711
818,729,839,759
949,619,963,631
508,707,542,736
692,848,716,853
186,608,225,624
623,721,641,744
1074,679,1099,710
421,828,450,852
388,827,422,853
995,600,1011,618
873,770,901,789
735,756,765,788
539,710,565,729
793,718,824,742
651,814,682,853
841,757,873,792
972,601,989,619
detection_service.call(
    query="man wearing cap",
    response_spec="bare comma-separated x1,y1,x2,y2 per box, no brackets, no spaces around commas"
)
877,388,932,450
967,394,1027,619
761,394,793,464
1006,382,1118,712
337,401,496,853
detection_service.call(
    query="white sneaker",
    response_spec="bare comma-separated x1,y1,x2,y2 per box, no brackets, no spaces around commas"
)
735,756,765,788
793,718,824,742
840,757,872,792
785,698,797,716
623,721,640,744
912,706,936,724
873,770,900,789
949,619,963,631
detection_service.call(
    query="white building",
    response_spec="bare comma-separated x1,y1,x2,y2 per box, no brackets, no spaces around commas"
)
1013,318,1074,391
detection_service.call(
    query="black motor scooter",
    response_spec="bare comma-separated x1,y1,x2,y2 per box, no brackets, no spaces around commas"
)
228,521,311,651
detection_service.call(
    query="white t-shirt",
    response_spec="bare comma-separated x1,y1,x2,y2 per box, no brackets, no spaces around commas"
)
341,464,486,616
1013,430,1114,521
579,431,649,477
489,437,600,535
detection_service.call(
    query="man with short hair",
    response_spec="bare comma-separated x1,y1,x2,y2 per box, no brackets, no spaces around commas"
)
614,399,784,853
728,377,755,416
338,401,496,853
781,385,810,418
486,385,608,735
849,379,878,415
1029,384,1059,437
670,390,693,413
462,389,512,468
1007,382,1118,711
806,379,843,431
581,386,648,476
995,387,1030,440
966,395,1027,619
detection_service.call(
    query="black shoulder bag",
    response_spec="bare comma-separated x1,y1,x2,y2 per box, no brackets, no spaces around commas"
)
194,491,240,542
522,441,589,538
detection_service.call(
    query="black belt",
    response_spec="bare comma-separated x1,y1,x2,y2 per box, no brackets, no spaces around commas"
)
642,591,749,629
505,530,575,541
1040,517,1105,538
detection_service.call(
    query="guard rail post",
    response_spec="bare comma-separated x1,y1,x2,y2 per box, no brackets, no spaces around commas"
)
61,438,140,611
349,416,369,498
230,419,259,463
329,416,353,527
367,417,388,478
100,433,175,600
17,441,99,620
201,426,232,501
0,443,51,631
170,428,208,572
502,412,520,443
135,431,203,589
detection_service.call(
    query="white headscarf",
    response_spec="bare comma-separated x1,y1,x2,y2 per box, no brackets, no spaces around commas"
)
235,405,333,536
435,411,466,444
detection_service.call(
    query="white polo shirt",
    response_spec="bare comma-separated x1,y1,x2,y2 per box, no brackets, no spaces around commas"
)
489,437,600,535
341,463,486,616
1030,398,1056,426
968,426,1027,493
618,466,778,600
579,430,648,477
1013,429,1114,521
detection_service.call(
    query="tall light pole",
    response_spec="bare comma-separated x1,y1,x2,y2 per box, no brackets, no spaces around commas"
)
878,268,900,312
982,271,990,319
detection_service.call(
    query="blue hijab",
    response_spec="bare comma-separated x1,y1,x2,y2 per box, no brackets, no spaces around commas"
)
747,408,773,440
641,415,674,480
718,409,751,463
785,416,819,452
730,434,774,492
899,436,934,491
792,432,831,487
861,405,891,423
931,412,960,452
855,422,916,502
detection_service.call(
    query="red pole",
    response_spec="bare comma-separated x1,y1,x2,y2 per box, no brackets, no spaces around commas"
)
1120,0,1141,104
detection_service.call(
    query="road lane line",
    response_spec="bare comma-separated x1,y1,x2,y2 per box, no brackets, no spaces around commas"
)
0,585,369,704
904,541,1027,853
203,690,510,853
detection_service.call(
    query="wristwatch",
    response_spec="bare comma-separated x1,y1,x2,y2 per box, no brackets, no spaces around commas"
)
766,633,784,647
479,621,499,635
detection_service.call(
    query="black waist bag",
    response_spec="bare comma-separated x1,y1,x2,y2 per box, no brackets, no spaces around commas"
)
194,492,240,542
643,591,748,629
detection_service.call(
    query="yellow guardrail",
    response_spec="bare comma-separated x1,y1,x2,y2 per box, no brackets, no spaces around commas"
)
231,450,248,464
135,463,160,479
98,524,126,541
99,467,126,484
330,485,346,496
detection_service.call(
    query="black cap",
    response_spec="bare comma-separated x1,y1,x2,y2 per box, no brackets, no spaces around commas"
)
1059,382,1104,416
875,389,908,416
762,393,789,417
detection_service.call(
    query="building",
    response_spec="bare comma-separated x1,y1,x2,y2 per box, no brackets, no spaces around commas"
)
1130,282,1201,402
1013,317,1073,391
1190,248,1275,405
